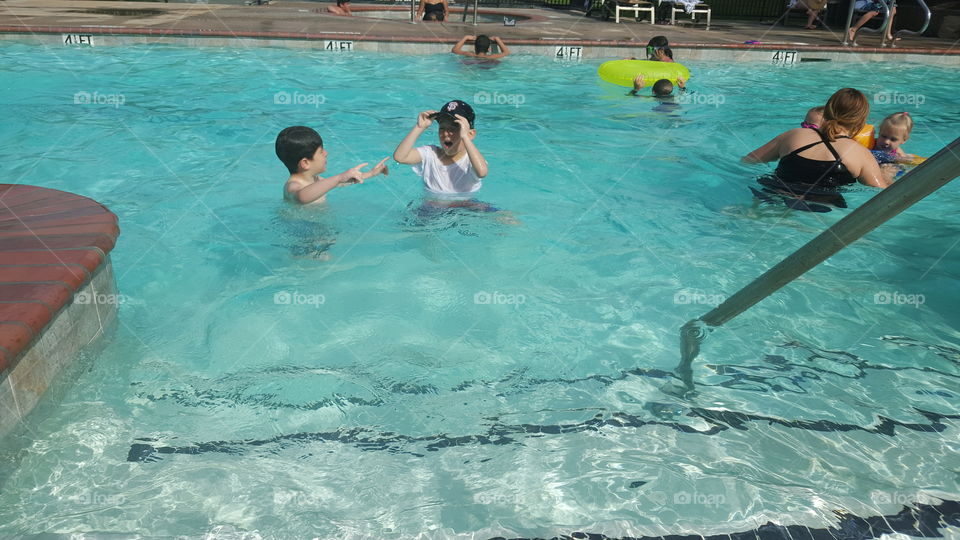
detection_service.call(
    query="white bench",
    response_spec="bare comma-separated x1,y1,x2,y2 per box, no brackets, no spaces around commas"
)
615,1,655,23
670,2,711,28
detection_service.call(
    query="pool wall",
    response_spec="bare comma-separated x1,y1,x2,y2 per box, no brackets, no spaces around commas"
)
0,185,120,438
1,29,958,64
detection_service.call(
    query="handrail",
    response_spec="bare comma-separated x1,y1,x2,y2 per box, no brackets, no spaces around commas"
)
676,137,960,393
895,0,931,39
459,0,480,23
842,0,892,46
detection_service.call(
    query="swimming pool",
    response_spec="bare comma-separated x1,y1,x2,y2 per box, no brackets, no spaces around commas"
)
1,42,958,538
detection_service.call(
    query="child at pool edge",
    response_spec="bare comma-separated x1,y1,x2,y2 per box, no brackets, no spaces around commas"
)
801,106,824,129
630,74,685,97
393,100,489,195
452,34,511,59
328,0,351,15
276,126,388,205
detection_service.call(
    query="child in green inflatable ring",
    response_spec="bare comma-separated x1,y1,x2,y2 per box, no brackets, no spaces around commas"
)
625,35,675,62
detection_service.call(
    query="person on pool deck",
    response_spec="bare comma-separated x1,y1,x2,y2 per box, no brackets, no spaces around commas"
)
629,74,686,97
393,100,489,197
417,0,448,21
452,34,511,59
276,126,388,205
848,0,897,43
793,0,828,29
801,106,824,130
328,0,352,15
742,88,889,211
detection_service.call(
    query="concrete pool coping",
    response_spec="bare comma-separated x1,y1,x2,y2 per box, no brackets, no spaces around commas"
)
1,0,958,63
0,184,120,438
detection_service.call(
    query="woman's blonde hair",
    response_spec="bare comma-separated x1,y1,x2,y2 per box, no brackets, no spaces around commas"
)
880,112,914,138
821,88,869,141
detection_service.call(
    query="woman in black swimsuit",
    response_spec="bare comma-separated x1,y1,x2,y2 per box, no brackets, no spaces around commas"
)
742,88,889,211
418,0,448,21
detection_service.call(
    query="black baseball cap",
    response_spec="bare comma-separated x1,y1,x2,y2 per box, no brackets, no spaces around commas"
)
431,100,476,128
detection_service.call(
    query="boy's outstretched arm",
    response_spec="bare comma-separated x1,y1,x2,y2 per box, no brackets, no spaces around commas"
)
287,176,346,204
456,114,488,178
328,159,390,184
288,159,388,204
360,157,390,180
393,111,434,164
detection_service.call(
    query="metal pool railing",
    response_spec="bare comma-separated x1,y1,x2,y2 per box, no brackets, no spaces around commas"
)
675,137,960,394
842,0,932,46
843,0,892,45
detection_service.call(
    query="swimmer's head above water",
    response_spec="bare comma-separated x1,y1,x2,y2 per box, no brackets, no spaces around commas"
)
276,126,325,174
429,99,475,128
802,106,824,130
630,74,684,98
821,88,869,141
652,79,674,97
474,35,491,54
875,111,913,153
646,36,671,61
429,100,477,157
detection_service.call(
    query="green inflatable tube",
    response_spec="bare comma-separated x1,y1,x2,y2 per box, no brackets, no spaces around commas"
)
598,60,691,88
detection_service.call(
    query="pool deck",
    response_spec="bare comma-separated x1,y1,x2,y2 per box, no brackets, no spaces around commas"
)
0,184,120,438
1,0,958,60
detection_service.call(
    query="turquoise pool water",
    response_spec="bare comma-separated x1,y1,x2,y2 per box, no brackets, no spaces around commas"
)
1,42,959,538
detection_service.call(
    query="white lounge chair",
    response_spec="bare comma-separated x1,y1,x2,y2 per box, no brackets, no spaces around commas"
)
615,0,656,23
670,1,711,28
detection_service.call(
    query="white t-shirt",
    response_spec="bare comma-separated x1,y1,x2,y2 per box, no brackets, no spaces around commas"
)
412,145,482,195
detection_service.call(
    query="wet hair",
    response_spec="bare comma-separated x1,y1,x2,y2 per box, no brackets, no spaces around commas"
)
646,36,670,60
652,79,674,97
475,35,491,54
879,111,913,138
661,47,674,60
336,0,349,5
276,126,323,174
821,88,869,142
647,35,669,48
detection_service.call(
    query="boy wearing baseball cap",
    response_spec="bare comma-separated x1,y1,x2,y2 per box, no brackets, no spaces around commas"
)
392,100,489,195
